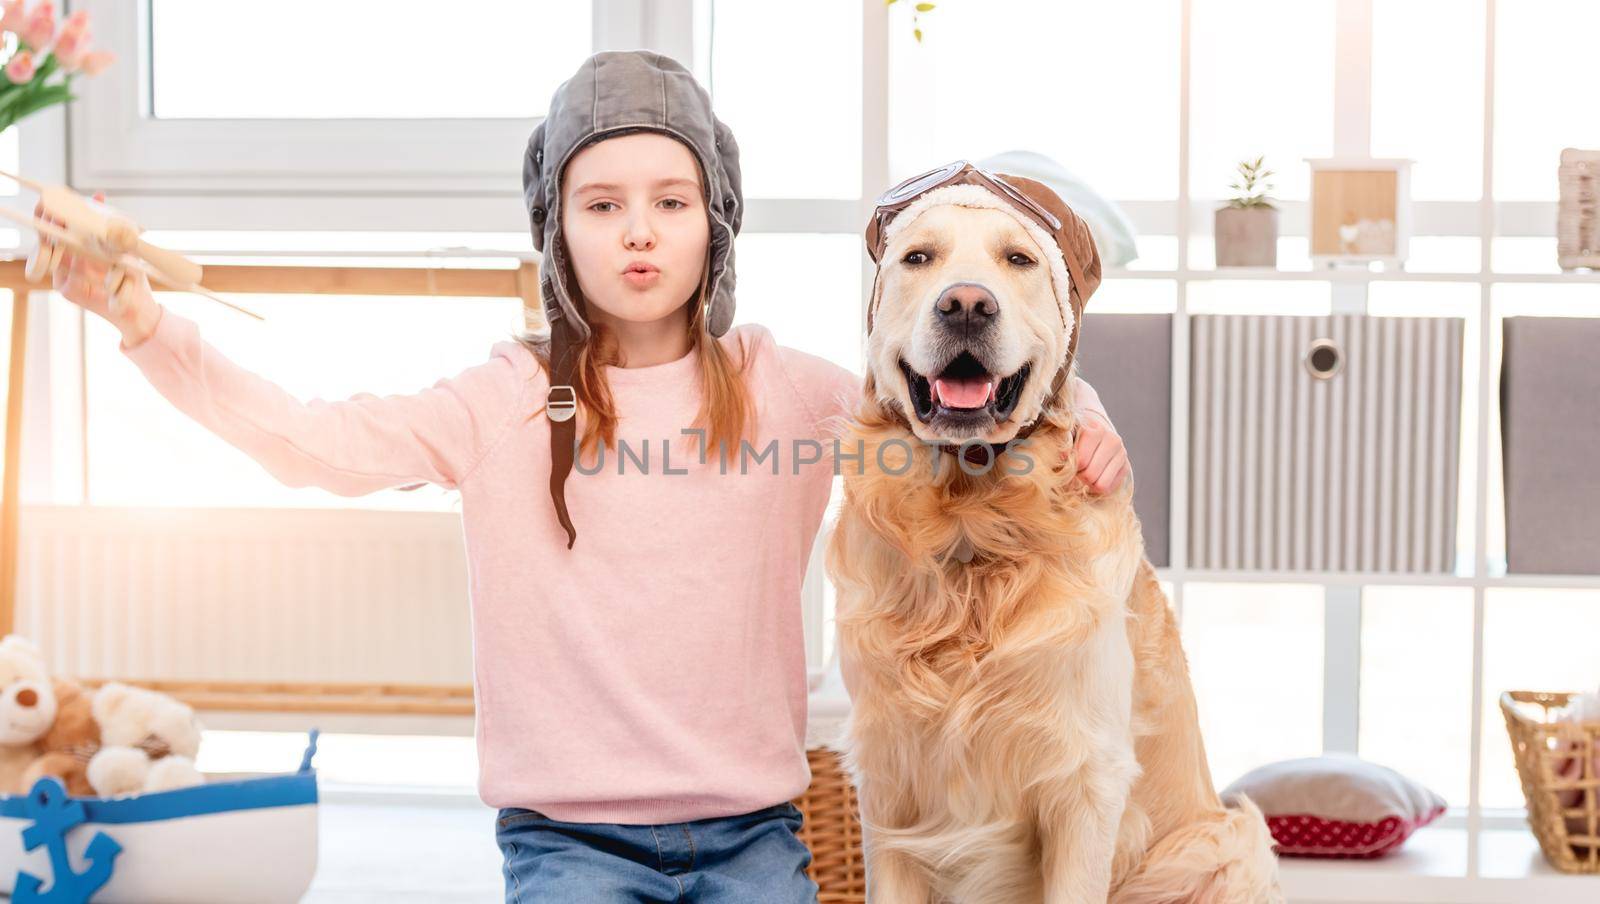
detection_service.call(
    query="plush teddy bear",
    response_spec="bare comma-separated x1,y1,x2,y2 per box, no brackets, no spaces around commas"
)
20,678,99,796
0,634,60,793
85,681,205,797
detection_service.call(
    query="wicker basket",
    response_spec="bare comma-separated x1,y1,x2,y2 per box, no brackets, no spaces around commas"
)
1501,690,1600,873
792,747,866,902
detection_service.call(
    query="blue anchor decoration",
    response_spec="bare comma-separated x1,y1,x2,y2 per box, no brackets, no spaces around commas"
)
13,777,121,904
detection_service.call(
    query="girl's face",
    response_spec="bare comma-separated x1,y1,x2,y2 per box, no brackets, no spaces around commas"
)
561,132,711,331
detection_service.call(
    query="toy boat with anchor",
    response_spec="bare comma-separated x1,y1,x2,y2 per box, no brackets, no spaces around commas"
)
0,730,320,903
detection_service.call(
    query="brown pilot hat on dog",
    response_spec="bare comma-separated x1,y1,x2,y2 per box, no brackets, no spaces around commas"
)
865,161,1101,365
862,161,1103,454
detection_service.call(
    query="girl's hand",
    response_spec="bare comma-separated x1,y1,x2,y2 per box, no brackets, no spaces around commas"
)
1073,408,1131,495
1062,377,1131,495
41,191,163,349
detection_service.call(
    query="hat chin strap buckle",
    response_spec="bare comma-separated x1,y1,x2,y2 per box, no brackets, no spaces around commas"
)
546,385,578,422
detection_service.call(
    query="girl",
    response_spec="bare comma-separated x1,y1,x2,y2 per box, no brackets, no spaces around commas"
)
52,51,1128,903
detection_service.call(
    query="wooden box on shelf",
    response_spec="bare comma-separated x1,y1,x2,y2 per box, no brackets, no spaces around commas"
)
1306,158,1412,270
1558,148,1600,271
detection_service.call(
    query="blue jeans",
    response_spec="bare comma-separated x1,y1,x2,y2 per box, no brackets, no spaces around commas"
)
495,801,819,903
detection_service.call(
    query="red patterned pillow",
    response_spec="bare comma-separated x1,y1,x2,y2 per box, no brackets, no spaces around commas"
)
1221,755,1447,858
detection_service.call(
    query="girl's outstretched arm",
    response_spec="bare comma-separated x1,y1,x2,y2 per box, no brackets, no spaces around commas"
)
118,305,534,495
59,242,534,496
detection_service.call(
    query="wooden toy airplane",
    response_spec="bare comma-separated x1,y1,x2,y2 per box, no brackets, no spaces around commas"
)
0,170,263,320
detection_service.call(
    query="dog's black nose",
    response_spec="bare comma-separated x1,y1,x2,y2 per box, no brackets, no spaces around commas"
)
935,283,999,330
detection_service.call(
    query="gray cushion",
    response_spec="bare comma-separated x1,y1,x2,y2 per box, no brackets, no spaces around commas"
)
1223,754,1445,825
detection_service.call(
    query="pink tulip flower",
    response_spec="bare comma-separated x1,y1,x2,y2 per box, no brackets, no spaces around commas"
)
79,48,112,77
52,9,88,67
20,1,53,50
0,0,26,35
5,48,34,84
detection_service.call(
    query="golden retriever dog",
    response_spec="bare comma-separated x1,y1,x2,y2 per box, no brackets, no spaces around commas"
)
826,171,1282,903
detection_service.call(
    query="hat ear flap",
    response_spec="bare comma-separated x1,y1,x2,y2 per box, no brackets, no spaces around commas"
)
523,121,550,251
710,118,743,232
1063,209,1102,309
863,213,886,265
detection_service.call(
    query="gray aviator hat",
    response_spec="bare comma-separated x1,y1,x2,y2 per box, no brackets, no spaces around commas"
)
522,51,745,548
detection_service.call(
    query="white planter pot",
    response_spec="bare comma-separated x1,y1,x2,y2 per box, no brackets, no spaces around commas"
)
1215,206,1279,267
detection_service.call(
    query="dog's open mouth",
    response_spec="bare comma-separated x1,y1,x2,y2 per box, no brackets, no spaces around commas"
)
900,352,1030,426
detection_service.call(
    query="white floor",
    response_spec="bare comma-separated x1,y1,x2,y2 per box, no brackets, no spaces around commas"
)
299,794,1600,904
304,794,503,903
1280,824,1600,904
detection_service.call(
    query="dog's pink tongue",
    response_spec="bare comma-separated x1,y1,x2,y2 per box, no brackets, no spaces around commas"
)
934,377,995,409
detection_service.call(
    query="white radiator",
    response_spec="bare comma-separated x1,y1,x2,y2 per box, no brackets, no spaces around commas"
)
13,506,475,686
1188,314,1464,573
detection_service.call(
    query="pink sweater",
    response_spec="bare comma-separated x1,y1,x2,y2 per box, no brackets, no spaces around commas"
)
122,308,861,824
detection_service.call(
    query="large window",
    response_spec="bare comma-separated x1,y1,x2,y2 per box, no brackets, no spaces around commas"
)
149,0,592,119
1189,0,1333,204
695,1,861,199
70,0,629,206
1479,590,1600,810
886,1,1182,200
1370,0,1485,201
729,234,862,372
1184,583,1325,790
1359,585,1476,807
1492,1,1600,203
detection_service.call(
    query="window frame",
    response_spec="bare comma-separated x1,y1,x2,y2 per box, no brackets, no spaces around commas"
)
66,0,695,225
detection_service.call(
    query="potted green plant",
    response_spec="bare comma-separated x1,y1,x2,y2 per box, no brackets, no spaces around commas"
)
1216,156,1278,267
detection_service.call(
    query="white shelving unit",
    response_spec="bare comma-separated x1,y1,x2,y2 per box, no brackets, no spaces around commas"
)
1117,0,1599,896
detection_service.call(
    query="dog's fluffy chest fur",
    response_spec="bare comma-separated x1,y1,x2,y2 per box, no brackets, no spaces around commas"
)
827,420,1146,898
